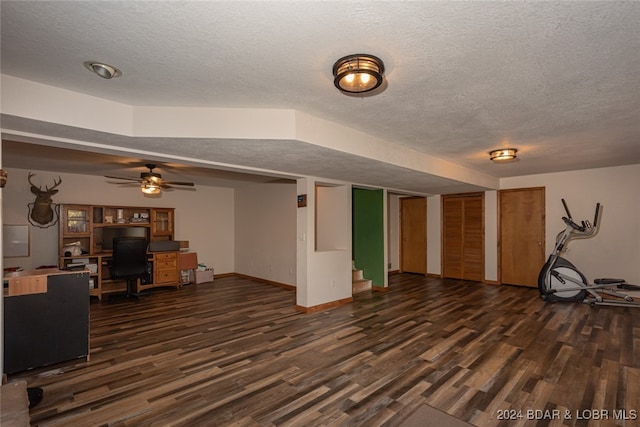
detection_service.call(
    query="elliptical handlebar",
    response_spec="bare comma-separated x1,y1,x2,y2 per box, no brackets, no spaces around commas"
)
561,198,572,219
562,216,586,232
593,202,600,228
560,199,600,234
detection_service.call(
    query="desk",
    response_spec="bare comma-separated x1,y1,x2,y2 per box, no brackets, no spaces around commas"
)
60,251,182,300
3,269,89,374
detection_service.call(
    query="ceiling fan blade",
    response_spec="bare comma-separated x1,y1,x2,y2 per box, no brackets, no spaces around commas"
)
105,175,142,182
164,181,195,186
160,183,196,191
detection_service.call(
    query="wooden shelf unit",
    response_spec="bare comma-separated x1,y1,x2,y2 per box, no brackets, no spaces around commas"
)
59,204,180,300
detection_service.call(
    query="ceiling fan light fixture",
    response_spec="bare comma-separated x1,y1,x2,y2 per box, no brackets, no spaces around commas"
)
141,181,161,195
489,148,518,162
83,61,122,79
332,54,384,94
106,163,194,195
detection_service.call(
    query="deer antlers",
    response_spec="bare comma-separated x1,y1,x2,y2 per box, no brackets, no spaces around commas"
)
28,173,62,193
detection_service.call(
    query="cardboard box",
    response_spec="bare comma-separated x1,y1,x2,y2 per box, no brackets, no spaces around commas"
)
195,269,214,284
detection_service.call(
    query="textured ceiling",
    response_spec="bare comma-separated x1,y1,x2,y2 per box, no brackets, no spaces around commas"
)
1,1,639,193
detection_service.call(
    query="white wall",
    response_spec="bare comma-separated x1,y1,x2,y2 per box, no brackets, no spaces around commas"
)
2,168,235,274
296,178,352,308
234,182,297,286
500,164,640,284
316,185,349,251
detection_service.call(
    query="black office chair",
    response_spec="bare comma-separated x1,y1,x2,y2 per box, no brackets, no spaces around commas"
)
111,237,149,301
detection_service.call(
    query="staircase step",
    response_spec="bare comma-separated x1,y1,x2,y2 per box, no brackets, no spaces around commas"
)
352,279,372,294
352,269,364,281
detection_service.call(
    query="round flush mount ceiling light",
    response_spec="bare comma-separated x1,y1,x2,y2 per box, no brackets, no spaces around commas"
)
332,54,385,94
489,148,518,162
83,61,122,79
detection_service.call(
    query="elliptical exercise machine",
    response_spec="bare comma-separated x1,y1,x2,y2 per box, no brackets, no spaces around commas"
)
538,199,640,307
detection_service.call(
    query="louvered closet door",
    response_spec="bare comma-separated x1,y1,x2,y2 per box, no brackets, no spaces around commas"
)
462,197,484,282
442,193,484,281
443,197,464,279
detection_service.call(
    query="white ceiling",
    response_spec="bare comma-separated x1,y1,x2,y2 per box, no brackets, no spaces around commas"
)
1,1,639,194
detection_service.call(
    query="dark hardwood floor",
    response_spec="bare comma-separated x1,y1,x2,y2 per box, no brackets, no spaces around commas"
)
10,274,640,426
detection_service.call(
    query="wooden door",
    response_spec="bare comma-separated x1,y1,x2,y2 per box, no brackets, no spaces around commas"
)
400,197,426,274
462,196,484,281
443,197,463,278
499,187,545,287
442,193,484,281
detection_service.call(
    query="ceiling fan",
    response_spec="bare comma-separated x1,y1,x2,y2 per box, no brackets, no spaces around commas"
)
105,164,195,194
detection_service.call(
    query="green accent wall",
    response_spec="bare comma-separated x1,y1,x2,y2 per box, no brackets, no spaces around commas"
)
352,188,384,287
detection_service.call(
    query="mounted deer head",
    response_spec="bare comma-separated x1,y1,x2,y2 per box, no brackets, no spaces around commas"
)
28,173,62,225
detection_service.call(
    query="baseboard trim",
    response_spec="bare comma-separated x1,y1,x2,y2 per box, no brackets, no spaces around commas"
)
372,286,389,292
426,273,442,278
214,272,235,279
483,279,500,286
388,270,400,275
296,297,353,314
233,273,296,291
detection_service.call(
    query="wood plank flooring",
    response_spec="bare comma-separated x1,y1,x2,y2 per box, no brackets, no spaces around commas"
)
9,274,640,426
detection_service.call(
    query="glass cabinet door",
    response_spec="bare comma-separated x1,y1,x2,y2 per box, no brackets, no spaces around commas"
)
152,209,173,236
64,206,91,235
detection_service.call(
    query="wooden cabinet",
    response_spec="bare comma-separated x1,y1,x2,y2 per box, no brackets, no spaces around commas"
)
62,205,91,235
60,205,92,256
59,204,179,300
151,208,173,238
154,252,179,285
3,270,90,374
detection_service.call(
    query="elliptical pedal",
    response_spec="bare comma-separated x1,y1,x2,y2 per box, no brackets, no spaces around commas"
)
616,282,640,291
